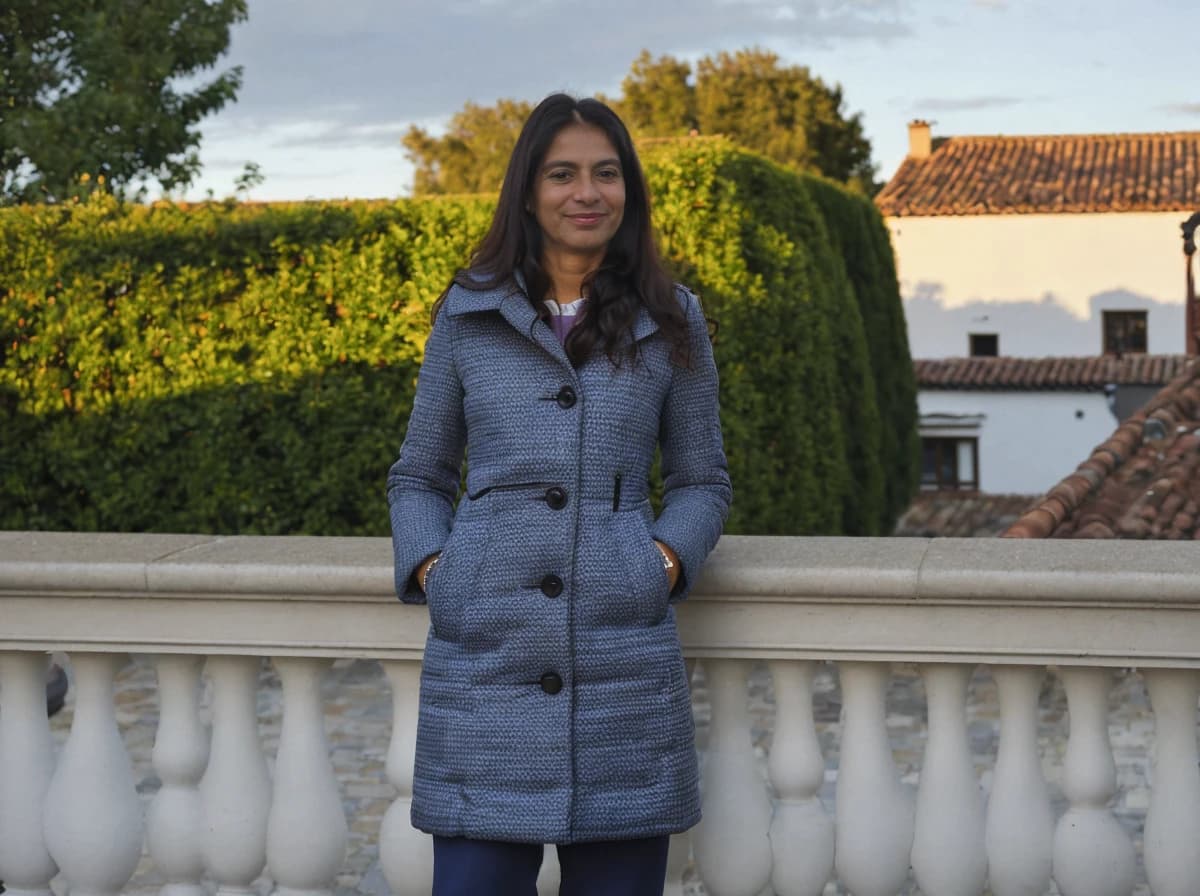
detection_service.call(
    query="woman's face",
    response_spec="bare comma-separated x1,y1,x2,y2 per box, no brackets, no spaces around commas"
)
530,122,626,267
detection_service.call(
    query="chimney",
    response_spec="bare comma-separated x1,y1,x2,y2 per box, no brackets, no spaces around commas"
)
908,120,932,160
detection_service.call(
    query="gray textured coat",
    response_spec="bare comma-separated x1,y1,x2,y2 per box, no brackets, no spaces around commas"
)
387,276,731,844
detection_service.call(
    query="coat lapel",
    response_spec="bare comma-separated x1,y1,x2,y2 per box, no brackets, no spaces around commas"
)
445,273,572,369
499,292,572,369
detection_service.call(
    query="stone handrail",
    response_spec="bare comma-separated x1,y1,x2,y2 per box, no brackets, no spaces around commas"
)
2,531,1199,896
3,531,1198,664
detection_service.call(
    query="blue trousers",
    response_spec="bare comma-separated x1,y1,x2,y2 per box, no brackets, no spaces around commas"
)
432,834,670,896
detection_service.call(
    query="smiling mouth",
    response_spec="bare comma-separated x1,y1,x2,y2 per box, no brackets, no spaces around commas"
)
569,214,605,225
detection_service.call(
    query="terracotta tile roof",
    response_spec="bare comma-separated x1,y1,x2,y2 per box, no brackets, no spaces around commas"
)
1005,358,1200,539
894,493,1041,538
915,355,1188,391
876,131,1200,217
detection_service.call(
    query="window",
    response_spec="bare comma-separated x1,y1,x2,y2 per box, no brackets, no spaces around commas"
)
1102,311,1147,355
919,413,983,491
969,333,998,357
921,437,979,491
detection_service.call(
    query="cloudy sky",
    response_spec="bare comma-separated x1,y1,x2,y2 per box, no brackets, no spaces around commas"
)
184,0,1197,201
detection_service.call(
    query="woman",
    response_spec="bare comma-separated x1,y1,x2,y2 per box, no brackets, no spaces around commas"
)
387,93,731,896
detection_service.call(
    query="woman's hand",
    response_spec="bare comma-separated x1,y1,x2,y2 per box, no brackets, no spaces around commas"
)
654,540,681,592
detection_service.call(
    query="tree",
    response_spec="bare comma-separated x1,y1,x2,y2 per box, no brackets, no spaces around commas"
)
622,48,876,191
402,99,533,195
404,47,877,196
0,0,247,204
617,50,696,137
693,49,875,191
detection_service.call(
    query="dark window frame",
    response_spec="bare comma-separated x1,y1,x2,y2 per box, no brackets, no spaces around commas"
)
920,436,980,491
969,333,999,357
1102,310,1148,355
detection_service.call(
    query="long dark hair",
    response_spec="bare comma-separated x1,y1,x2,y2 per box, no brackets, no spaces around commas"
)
434,93,688,367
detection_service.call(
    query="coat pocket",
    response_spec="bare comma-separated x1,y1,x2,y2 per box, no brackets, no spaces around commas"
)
613,505,671,625
425,519,485,643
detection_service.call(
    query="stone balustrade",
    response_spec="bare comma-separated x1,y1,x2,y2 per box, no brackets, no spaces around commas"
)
1,531,1199,895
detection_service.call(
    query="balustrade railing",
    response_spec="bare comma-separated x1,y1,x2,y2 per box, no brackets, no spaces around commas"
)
1,531,1198,895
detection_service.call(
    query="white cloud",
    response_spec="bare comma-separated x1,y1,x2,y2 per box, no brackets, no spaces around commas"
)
217,0,913,134
269,120,412,151
912,95,1025,112
1162,102,1200,116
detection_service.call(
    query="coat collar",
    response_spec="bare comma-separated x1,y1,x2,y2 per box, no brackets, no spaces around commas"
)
630,304,659,343
444,270,660,352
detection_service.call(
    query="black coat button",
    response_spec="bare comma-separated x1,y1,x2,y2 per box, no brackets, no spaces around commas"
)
555,386,576,409
540,574,563,598
540,672,563,695
545,486,568,510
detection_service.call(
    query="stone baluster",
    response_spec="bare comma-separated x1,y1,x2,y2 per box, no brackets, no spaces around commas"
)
0,652,59,896
200,655,271,896
148,655,209,896
266,657,348,896
536,846,561,896
1051,667,1135,896
664,833,690,896
1143,669,1200,895
43,652,144,896
985,665,1054,896
834,661,914,896
912,663,987,896
380,659,433,896
664,657,697,896
766,659,833,896
693,658,773,896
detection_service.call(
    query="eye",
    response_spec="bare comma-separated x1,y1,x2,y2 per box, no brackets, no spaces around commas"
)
596,167,622,181
546,169,572,182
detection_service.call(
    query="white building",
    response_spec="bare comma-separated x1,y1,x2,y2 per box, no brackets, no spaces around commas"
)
914,355,1185,495
877,124,1199,360
877,125,1200,496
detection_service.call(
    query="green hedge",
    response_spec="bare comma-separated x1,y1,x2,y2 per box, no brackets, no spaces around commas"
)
1,141,914,536
2,196,492,533
804,176,920,529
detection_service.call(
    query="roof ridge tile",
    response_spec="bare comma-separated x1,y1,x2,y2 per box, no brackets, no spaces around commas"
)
878,130,1200,216
915,354,1187,390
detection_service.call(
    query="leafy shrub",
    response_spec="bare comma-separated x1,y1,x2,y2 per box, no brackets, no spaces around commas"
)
1,143,914,536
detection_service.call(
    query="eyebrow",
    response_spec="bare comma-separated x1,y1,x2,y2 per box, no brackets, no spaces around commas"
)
542,157,622,171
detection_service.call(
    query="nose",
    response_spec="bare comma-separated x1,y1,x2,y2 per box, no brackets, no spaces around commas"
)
573,174,601,203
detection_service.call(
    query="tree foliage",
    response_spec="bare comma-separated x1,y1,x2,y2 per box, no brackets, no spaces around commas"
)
402,99,533,195
617,52,695,137
690,49,875,192
406,47,876,195
0,0,247,204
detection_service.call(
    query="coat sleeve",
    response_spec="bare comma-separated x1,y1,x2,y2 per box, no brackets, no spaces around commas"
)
651,287,732,601
386,303,466,603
